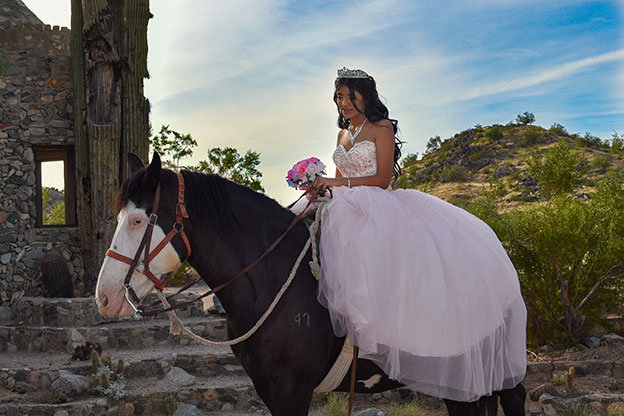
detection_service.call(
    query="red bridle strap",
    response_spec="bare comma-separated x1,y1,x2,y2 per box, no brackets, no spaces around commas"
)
105,172,191,295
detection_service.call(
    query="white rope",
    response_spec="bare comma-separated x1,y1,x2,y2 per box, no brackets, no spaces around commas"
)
309,197,329,280
157,197,329,347
157,214,318,346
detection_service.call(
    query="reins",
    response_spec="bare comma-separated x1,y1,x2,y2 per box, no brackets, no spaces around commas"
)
107,169,324,318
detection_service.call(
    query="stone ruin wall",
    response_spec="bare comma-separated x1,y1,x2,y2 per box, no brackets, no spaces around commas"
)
0,21,84,303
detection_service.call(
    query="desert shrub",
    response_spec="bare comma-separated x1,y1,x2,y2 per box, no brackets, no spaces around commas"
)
549,123,568,136
388,401,426,416
593,152,614,172
492,192,624,345
322,393,348,416
516,111,535,125
469,149,493,161
575,132,607,149
485,125,504,141
439,165,469,182
518,126,543,146
401,153,419,169
424,135,441,155
610,131,624,155
524,140,587,198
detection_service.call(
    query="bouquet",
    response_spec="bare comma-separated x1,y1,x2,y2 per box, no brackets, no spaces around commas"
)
286,157,327,191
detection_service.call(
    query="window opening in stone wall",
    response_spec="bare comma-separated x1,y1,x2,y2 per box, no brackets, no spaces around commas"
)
41,161,65,225
35,146,77,227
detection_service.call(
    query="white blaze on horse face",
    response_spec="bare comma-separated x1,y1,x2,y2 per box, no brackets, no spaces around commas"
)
358,374,382,390
95,202,181,318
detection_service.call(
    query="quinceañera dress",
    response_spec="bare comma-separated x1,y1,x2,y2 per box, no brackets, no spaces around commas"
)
317,140,526,401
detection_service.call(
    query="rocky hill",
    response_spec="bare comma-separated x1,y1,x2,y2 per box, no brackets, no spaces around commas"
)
396,123,624,210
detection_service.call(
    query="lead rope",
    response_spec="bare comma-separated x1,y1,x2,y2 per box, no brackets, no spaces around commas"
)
156,197,330,346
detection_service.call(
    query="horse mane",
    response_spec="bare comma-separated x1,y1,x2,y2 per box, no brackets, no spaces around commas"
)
116,167,291,227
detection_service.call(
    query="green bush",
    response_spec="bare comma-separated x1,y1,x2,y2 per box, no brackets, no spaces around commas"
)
593,152,614,172
524,140,587,198
469,149,493,161
549,123,568,136
519,126,543,146
439,165,469,182
516,111,535,125
485,125,504,141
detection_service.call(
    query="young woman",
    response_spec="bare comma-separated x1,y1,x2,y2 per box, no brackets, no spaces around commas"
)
312,67,527,408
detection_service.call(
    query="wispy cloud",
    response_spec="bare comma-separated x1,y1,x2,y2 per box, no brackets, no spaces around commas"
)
440,48,624,104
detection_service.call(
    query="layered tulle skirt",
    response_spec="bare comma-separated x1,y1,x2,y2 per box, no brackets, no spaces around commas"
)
315,186,526,401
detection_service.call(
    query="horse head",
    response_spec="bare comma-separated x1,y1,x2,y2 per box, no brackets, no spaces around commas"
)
95,153,189,318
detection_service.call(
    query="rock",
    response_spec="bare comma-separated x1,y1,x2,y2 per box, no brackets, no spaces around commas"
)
118,403,134,416
428,396,441,409
160,367,195,388
53,411,69,416
221,402,235,411
0,306,11,321
529,383,558,401
607,402,624,416
50,370,91,396
527,403,542,415
354,409,384,416
173,404,203,416
589,401,605,413
539,393,556,405
1,253,11,264
542,404,558,416
581,336,601,349
602,333,624,345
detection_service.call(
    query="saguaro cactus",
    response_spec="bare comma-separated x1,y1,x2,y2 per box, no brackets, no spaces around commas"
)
70,0,151,290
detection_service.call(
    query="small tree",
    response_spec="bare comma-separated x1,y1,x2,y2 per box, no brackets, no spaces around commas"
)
150,124,198,167
401,153,419,168
610,131,624,155
516,111,535,125
424,135,441,155
524,140,587,198
194,147,264,192
485,125,504,141
549,123,568,136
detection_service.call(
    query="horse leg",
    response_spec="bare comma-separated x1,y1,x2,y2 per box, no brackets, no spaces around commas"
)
444,399,479,416
267,387,313,416
496,382,526,416
444,395,498,416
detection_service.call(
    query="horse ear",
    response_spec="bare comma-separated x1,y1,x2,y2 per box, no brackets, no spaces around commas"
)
128,153,144,175
143,152,161,190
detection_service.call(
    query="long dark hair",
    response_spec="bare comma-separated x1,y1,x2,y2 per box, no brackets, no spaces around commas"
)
334,75,403,179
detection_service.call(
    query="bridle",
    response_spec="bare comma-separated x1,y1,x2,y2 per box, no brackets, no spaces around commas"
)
105,171,191,318
104,170,320,319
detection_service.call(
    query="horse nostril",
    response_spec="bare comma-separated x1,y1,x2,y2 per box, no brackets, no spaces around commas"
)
100,294,109,307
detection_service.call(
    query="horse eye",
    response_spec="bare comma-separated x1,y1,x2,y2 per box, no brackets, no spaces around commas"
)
134,219,142,225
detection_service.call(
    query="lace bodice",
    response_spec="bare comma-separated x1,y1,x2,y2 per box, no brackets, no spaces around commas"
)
332,140,377,178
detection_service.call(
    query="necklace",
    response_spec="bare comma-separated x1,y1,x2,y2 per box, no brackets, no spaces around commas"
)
348,119,367,145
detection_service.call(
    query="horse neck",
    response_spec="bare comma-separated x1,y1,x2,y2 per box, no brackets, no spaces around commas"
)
182,180,305,318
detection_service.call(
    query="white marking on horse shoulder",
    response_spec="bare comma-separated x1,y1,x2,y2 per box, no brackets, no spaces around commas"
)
358,374,382,389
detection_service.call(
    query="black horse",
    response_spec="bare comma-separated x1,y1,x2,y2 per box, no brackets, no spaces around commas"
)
96,153,525,415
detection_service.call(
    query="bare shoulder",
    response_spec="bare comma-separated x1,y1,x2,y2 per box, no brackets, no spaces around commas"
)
373,119,394,131
337,128,349,146
372,119,395,143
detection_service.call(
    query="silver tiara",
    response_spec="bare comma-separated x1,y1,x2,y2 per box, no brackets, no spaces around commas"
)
337,67,370,79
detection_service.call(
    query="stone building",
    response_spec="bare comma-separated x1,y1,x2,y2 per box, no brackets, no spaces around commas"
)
0,1,84,303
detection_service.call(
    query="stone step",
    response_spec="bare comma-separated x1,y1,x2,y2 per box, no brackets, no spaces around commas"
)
4,292,208,327
0,373,267,415
0,315,228,353
0,344,246,396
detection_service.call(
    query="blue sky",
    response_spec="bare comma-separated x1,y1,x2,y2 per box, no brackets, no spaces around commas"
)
25,0,624,203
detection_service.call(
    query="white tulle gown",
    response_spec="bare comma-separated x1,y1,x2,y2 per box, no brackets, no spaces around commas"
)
298,140,526,402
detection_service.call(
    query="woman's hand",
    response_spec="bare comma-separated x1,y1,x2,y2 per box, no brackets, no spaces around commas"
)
312,175,344,192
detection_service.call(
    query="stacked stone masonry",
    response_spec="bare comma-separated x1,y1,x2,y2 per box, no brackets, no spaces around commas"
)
0,20,83,304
